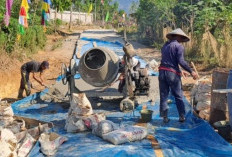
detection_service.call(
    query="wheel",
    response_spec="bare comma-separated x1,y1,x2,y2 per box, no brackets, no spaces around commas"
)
120,98,134,112
61,63,68,85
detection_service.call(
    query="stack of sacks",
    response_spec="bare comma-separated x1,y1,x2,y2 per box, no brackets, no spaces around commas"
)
191,77,212,120
0,101,26,134
0,129,18,157
92,120,148,145
0,101,14,127
65,93,105,133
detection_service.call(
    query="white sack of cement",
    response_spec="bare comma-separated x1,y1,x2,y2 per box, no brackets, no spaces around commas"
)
83,113,106,129
39,132,67,156
0,105,14,117
17,133,35,157
92,120,119,137
196,101,211,111
65,116,88,133
71,93,93,116
148,59,159,68
0,116,14,126
199,108,210,120
6,119,26,134
0,101,14,127
0,129,18,157
102,126,147,145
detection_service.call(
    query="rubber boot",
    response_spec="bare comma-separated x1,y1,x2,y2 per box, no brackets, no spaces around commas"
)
163,109,170,123
17,88,24,99
179,115,185,123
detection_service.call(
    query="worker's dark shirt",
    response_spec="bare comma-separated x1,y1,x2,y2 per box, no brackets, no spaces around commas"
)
21,61,42,73
160,40,192,73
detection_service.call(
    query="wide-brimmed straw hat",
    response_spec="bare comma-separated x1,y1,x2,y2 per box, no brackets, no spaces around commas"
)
166,28,190,42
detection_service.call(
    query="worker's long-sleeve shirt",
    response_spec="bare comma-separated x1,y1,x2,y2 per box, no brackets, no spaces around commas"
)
160,40,192,74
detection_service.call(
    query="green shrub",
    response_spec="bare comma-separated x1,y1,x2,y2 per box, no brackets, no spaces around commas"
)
20,25,46,54
55,19,63,27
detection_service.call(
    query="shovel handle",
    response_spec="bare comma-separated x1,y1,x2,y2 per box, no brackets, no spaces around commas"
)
191,62,200,78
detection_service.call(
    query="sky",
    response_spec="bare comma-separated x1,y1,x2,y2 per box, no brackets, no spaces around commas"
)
112,0,139,14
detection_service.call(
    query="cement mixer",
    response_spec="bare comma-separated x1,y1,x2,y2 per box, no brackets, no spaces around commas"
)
61,41,150,112
78,46,119,87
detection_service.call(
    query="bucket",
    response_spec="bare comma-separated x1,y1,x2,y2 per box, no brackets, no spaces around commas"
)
140,109,153,123
213,121,231,140
227,70,232,130
209,69,229,124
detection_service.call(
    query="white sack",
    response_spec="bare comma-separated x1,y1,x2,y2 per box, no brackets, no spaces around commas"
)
17,133,35,157
92,120,119,137
83,113,106,129
0,129,18,157
39,132,67,156
71,93,93,116
102,126,147,145
65,116,88,133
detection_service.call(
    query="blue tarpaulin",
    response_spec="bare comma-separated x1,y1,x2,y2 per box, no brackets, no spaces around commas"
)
11,38,232,157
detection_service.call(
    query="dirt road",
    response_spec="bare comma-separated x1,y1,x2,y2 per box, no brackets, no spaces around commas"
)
0,27,198,103
0,30,81,101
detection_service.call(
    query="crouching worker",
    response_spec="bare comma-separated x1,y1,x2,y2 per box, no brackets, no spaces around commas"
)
18,60,49,99
159,28,198,123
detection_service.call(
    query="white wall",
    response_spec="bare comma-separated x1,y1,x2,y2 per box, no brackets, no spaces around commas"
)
50,9,93,25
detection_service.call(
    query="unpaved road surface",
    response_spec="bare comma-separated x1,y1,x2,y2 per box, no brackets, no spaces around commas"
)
0,27,198,103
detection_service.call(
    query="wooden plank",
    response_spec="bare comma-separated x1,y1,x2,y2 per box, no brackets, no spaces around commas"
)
14,116,53,142
213,89,232,94
135,122,164,157
147,135,164,157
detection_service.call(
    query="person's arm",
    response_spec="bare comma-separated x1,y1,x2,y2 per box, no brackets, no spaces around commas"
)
176,45,192,73
40,72,44,83
177,46,198,80
32,72,44,86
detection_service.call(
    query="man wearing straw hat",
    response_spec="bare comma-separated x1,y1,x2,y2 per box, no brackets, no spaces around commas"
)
159,28,198,123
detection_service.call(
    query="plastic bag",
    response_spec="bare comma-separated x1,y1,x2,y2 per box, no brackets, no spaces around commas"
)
17,133,35,157
39,132,67,156
92,120,119,137
102,126,147,145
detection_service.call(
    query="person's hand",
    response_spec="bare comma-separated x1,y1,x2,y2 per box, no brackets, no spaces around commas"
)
191,71,198,80
181,71,190,79
40,82,45,86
